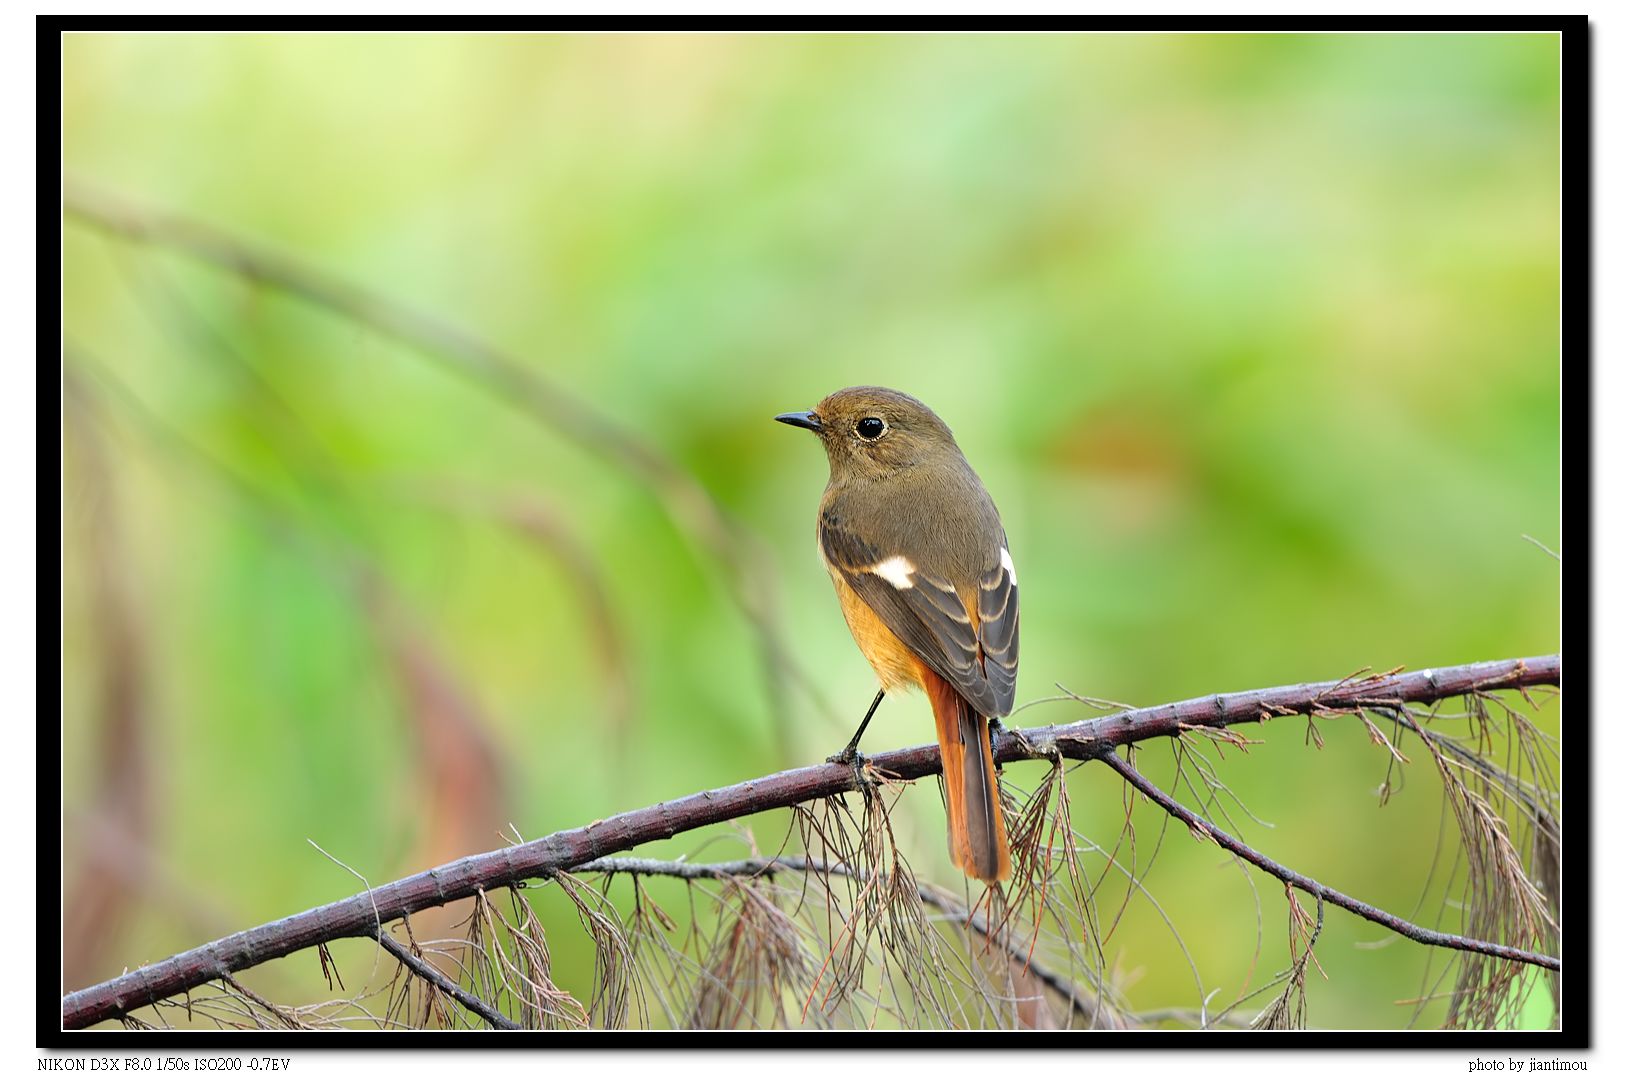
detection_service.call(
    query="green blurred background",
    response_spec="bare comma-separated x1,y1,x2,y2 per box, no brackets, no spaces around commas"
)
60,32,1560,1029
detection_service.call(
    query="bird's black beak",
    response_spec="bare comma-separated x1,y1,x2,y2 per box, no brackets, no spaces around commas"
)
774,410,822,433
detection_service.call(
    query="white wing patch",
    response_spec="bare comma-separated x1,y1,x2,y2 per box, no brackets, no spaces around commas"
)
1000,546,1018,586
868,555,918,590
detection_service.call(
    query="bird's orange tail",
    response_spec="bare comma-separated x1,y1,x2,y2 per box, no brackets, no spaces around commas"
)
923,668,1010,884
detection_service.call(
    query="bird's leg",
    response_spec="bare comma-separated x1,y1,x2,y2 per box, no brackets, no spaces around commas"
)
827,690,885,777
986,714,1009,759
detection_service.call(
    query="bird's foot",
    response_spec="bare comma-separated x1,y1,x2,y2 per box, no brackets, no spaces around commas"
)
826,744,873,792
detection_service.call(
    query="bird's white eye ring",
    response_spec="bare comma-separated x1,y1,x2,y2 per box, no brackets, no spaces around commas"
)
855,416,886,440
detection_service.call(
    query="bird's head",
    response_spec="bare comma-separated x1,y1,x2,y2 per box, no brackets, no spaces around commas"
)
775,386,961,481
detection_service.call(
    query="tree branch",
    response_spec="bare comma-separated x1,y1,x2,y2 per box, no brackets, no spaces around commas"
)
60,654,1558,1030
1099,754,1558,971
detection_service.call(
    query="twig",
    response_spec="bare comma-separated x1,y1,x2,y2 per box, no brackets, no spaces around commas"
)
61,654,1559,1029
1100,754,1558,971
573,854,1116,1026
1521,535,1561,561
373,932,519,1030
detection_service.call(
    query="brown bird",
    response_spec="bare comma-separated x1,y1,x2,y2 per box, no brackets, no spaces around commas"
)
777,387,1018,883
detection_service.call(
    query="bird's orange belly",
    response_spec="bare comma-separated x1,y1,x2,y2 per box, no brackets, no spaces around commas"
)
829,571,925,692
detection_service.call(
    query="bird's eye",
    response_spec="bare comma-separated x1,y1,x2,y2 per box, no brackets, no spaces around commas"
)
855,417,886,440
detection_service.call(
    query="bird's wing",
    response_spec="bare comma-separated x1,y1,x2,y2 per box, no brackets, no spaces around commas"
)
974,543,1019,715
820,514,1018,717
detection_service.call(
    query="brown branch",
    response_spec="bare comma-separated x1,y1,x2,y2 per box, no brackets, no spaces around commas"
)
1100,754,1558,971
61,654,1558,1030
63,373,157,988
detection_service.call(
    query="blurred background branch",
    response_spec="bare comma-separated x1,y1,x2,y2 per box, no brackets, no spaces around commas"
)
63,181,831,758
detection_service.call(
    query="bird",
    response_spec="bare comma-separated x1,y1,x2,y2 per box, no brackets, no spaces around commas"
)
776,386,1018,883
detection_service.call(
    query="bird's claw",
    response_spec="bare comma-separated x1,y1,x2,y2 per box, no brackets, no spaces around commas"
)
826,743,861,766
826,745,872,791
